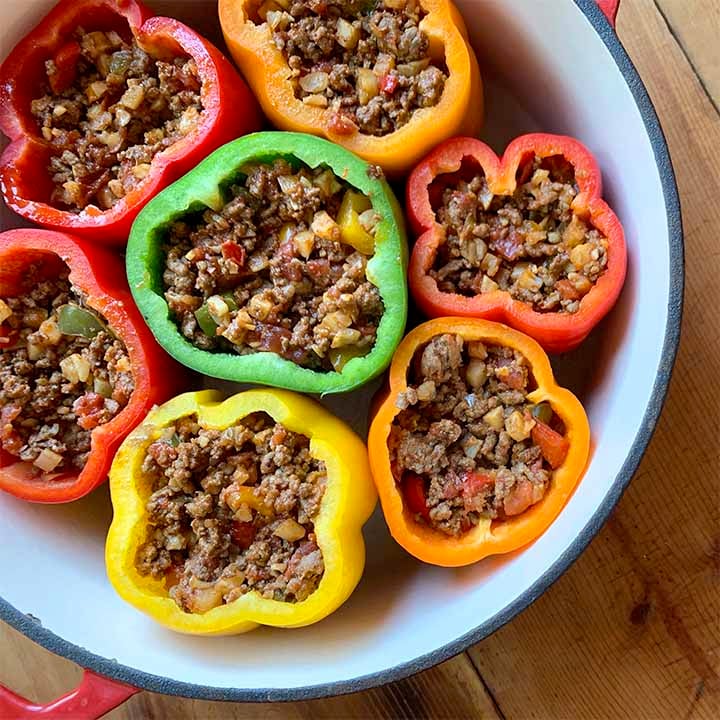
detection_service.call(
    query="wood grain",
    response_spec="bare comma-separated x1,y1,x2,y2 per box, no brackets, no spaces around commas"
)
1,0,718,718
654,0,720,109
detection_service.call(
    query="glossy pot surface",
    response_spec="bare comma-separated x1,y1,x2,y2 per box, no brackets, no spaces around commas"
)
0,0,682,704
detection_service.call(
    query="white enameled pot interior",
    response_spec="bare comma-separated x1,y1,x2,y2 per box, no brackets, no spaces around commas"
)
0,0,672,693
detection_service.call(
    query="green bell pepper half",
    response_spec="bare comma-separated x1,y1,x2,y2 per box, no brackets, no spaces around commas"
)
126,132,408,394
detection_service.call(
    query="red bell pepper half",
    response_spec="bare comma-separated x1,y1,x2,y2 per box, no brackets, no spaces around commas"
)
406,134,627,353
0,228,187,503
0,0,262,246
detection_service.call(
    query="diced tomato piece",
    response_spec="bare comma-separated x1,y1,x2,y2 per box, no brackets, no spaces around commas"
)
531,420,570,469
503,479,535,516
254,322,292,355
276,241,302,282
278,240,295,261
556,279,581,301
506,369,526,390
442,471,462,500
284,539,319,579
0,325,19,348
0,404,23,455
230,520,257,550
221,241,246,267
281,262,303,282
0,432,23,457
461,470,495,498
309,0,328,14
491,228,525,261
73,392,106,431
49,41,81,95
328,112,358,136
402,473,431,521
495,357,527,390
0,405,21,426
305,259,330,281
380,74,399,95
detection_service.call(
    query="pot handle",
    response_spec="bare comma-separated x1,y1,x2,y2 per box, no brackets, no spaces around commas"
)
595,0,620,26
0,670,139,719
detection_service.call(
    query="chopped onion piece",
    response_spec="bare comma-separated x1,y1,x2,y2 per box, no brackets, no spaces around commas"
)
34,449,63,472
60,353,91,384
467,341,487,359
465,359,487,388
483,406,505,431
0,300,12,324
303,94,328,108
273,518,306,542
396,59,430,76
299,71,329,94
357,68,379,105
336,18,359,49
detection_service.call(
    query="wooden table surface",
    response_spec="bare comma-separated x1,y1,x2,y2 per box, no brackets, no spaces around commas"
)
1,0,718,717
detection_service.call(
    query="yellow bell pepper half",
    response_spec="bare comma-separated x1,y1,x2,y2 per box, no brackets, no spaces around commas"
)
106,388,377,635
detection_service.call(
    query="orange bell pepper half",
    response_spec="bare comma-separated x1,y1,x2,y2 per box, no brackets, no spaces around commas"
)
218,0,483,177
368,317,590,567
406,134,627,353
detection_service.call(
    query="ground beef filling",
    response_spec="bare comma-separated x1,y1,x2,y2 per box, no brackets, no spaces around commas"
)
432,155,610,313
31,29,202,212
136,413,327,612
265,0,447,136
162,159,384,372
389,334,569,536
0,271,134,474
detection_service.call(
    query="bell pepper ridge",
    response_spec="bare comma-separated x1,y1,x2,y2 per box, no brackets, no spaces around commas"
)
218,0,483,177
368,317,591,567
0,228,187,503
126,131,408,394
0,0,262,245
406,134,627,353
106,388,377,634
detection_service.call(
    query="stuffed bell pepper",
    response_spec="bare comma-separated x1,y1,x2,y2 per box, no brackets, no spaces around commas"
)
0,229,185,503
106,388,376,634
0,0,262,245
219,0,483,176
368,318,590,566
407,135,627,352
127,131,408,393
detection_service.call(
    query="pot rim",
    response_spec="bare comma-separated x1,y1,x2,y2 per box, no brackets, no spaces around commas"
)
0,0,684,703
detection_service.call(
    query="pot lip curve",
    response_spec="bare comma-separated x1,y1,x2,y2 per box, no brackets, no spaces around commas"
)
0,0,684,703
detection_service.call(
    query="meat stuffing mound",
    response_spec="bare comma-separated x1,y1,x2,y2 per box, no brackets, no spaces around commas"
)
389,333,569,536
265,0,447,136
0,270,134,474
31,29,202,212
432,155,609,313
136,413,327,612
162,158,384,372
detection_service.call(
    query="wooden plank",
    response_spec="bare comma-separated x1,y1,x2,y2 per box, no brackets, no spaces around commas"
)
467,0,720,717
654,0,720,108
